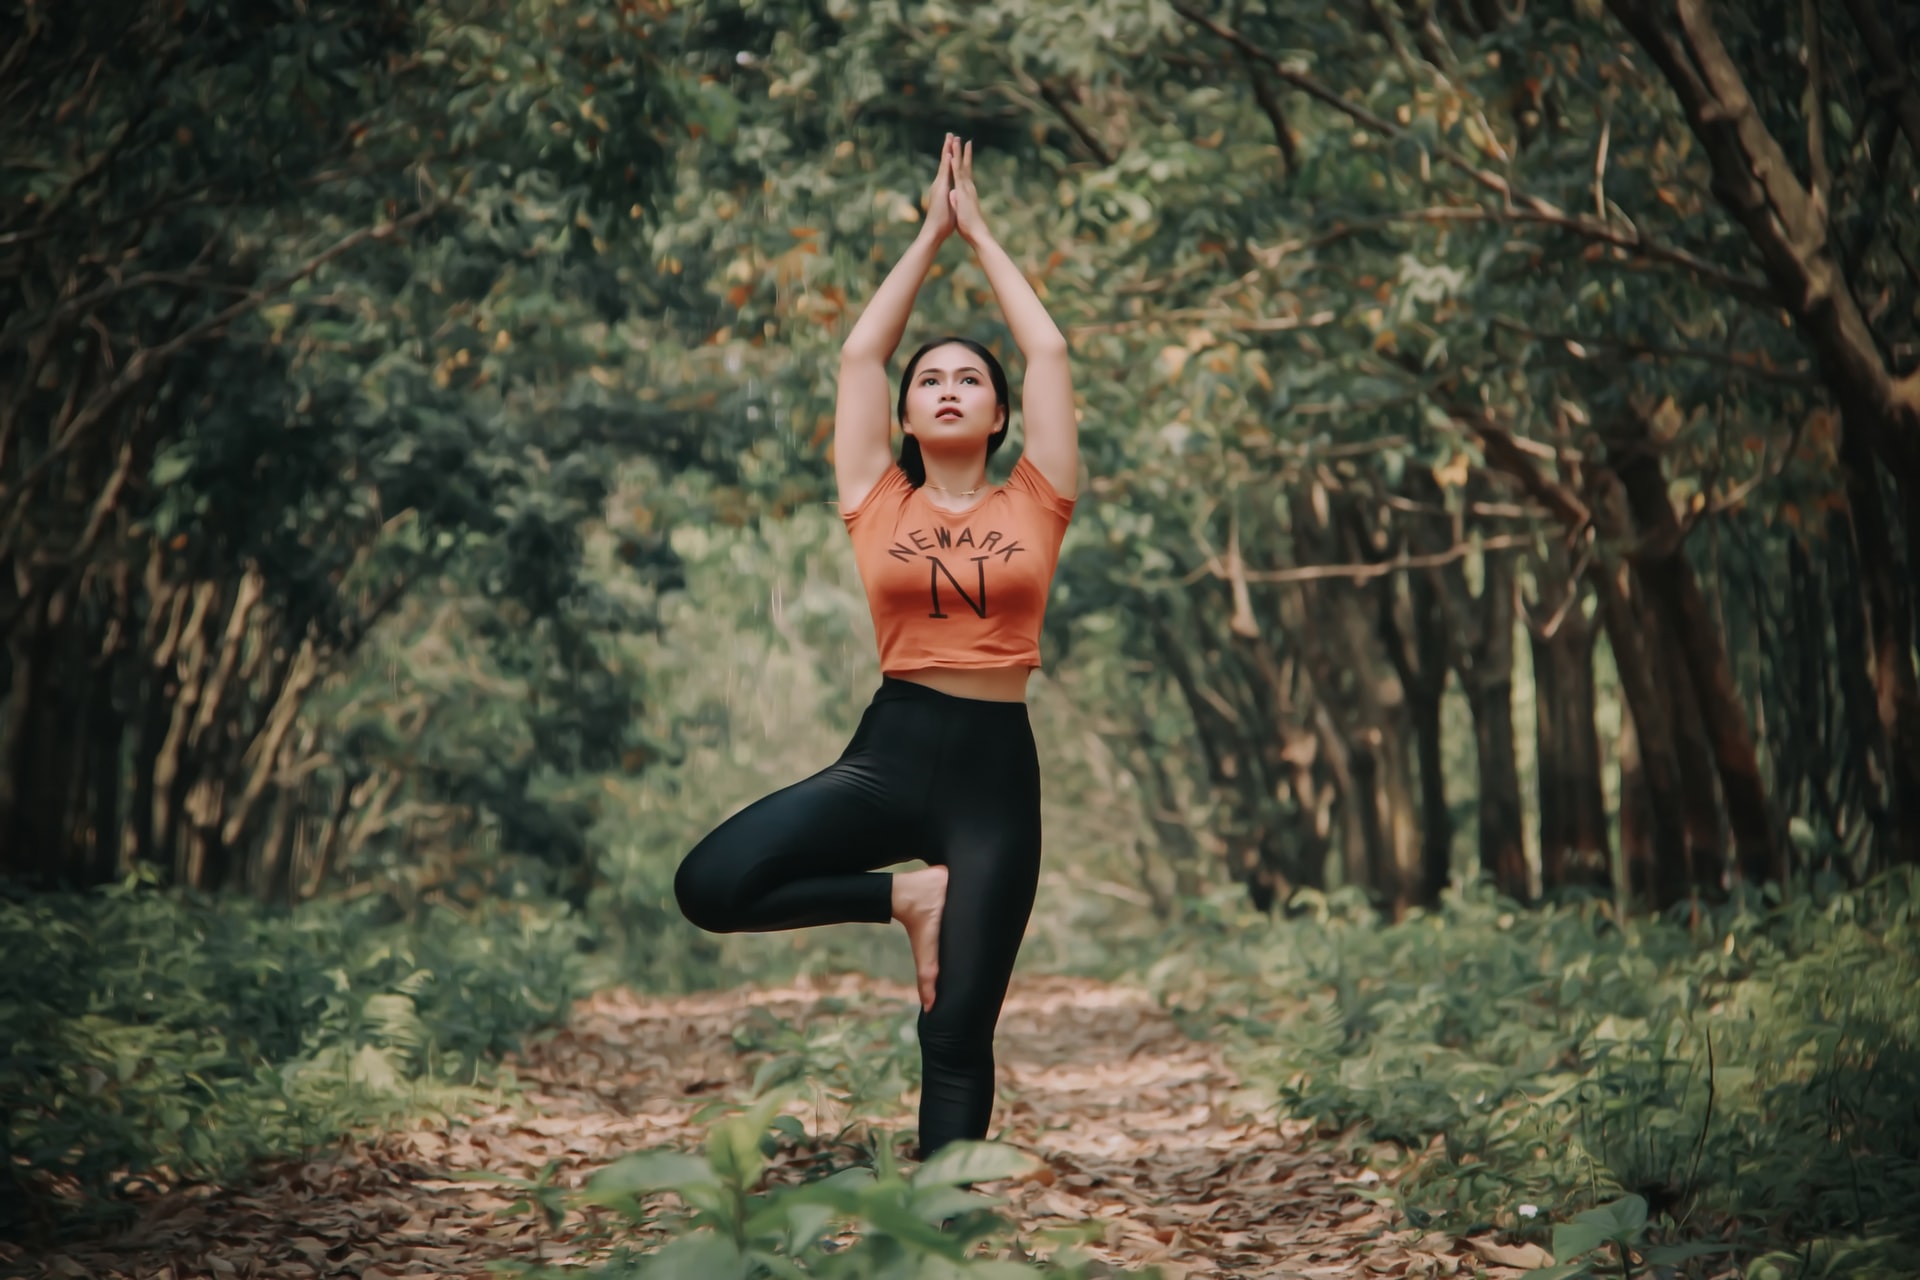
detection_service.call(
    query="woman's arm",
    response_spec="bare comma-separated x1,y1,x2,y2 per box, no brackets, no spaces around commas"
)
949,140,1077,499
836,137,959,511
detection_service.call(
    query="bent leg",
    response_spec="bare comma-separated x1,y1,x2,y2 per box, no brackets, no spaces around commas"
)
674,755,907,934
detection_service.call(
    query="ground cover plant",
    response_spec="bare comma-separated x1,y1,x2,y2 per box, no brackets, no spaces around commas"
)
489,1094,1146,1280
1130,870,1920,1277
0,874,583,1240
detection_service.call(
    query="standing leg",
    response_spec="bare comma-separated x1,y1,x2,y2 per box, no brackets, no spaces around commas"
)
913,735,1042,1157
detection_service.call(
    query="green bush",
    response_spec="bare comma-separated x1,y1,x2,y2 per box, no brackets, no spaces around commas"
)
1129,871,1920,1276
1,874,584,1239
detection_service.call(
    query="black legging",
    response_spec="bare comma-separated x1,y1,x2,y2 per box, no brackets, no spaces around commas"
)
673,676,1042,1158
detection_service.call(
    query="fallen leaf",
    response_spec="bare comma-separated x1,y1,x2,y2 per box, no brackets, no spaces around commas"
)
1466,1235,1556,1268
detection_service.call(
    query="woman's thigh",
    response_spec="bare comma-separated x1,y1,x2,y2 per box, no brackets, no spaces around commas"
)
674,740,918,933
924,735,1043,1034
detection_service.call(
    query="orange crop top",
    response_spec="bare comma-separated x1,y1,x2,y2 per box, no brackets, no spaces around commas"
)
841,455,1076,674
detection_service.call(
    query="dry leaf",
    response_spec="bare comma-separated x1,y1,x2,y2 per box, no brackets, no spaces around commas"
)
26,976,1433,1280
1466,1235,1556,1268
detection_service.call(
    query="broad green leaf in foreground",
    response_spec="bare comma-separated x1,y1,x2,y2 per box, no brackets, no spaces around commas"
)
582,1151,717,1200
635,1231,750,1280
912,1141,1042,1188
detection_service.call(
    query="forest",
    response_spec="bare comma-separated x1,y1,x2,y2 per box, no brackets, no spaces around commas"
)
3,0,1917,1277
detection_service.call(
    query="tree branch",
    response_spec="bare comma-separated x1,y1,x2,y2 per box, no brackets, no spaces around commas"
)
1604,0,1920,487
0,206,439,555
1236,44,1298,177
1801,0,1832,216
1838,0,1920,163
1245,204,1773,308
1488,315,1817,385
1189,531,1530,585
1167,0,1773,303
1035,79,1115,167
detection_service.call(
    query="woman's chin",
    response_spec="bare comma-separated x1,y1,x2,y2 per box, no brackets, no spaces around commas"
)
914,423,988,450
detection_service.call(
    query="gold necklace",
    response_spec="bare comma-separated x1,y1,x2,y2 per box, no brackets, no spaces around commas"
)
926,481,985,497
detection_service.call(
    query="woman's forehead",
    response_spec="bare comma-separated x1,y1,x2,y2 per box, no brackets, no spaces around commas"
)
920,342,983,372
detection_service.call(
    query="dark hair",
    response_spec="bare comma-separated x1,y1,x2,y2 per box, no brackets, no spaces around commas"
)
894,336,1010,487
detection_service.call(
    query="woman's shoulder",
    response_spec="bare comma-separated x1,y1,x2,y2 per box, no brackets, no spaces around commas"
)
841,462,912,526
1001,453,1075,520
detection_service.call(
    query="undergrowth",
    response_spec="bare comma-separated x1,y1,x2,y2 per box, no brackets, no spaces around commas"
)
484,1094,1144,1279
1,872,584,1242
1127,869,1920,1279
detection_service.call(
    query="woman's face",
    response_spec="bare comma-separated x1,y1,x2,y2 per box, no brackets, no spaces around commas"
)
903,343,1004,449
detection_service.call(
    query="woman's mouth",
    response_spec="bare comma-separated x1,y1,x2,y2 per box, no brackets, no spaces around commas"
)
935,408,962,421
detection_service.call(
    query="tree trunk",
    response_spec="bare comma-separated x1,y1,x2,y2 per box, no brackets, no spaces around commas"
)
1618,704,1657,902
1,587,74,887
1611,419,1785,886
1318,595,1421,917
1465,547,1527,900
1584,471,1693,910
1288,491,1423,916
1529,580,1610,894
1313,701,1372,895
1128,719,1207,903
1380,560,1452,906
82,659,123,885
1648,594,1729,892
1408,670,1450,902
1840,421,1920,867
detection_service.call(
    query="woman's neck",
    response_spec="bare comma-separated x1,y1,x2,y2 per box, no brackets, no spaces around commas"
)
918,449,989,501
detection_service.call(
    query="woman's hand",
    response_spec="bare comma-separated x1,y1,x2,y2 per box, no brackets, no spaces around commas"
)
948,137,991,247
922,133,959,243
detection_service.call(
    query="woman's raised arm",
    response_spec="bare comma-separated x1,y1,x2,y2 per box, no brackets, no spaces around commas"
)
835,136,959,512
947,140,1077,500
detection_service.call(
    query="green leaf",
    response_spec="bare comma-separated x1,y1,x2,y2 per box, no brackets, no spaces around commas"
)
635,1231,750,1280
1571,1194,1647,1241
742,1249,811,1280
856,1194,964,1256
910,1141,1041,1188
1641,1242,1733,1265
908,1184,986,1223
1550,1221,1611,1262
581,1150,716,1201
707,1092,789,1188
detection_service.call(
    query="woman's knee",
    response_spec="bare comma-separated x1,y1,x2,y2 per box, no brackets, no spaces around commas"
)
917,990,999,1059
673,845,739,933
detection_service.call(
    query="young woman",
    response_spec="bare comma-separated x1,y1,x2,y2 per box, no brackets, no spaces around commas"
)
674,133,1079,1160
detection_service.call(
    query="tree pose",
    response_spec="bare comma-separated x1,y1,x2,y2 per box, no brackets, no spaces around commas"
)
674,134,1080,1160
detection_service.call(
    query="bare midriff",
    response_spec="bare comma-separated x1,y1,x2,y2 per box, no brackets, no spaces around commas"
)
891,665,1032,703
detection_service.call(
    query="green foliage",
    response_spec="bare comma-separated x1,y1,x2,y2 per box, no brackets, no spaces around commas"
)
1514,1191,1730,1280
492,1095,1151,1278
1132,870,1920,1274
731,1004,921,1137
0,874,583,1239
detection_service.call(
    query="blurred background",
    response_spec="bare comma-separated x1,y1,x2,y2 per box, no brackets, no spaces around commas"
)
4,0,1917,1265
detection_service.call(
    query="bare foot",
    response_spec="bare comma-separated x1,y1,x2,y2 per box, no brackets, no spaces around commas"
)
891,865,949,1012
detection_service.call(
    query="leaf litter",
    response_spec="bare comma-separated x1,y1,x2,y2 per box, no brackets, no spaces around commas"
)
18,976,1539,1279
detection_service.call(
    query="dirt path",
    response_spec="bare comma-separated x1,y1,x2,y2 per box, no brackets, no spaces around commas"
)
20,976,1528,1279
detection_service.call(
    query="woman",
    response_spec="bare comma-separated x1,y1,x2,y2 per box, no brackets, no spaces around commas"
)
674,133,1079,1160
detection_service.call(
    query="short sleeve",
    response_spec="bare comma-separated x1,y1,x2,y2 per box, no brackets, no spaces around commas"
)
840,462,912,529
1005,454,1076,524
